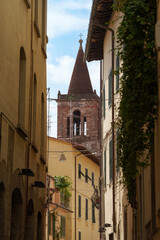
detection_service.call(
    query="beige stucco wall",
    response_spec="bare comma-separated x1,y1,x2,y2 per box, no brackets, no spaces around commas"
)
102,11,133,240
48,137,100,240
0,1,47,239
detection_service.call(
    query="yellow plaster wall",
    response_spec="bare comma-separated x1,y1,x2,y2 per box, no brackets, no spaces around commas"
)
48,137,100,240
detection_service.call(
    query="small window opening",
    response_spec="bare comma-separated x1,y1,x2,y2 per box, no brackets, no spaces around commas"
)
73,110,81,136
84,117,87,136
67,117,70,137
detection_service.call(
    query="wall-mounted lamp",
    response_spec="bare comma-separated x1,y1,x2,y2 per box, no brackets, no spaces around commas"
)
32,181,46,188
19,169,35,177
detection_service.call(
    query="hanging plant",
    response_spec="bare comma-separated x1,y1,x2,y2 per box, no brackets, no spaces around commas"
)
116,0,157,206
54,176,72,207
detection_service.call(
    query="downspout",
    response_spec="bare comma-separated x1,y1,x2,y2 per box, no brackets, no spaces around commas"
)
99,59,103,240
75,153,82,240
109,28,116,235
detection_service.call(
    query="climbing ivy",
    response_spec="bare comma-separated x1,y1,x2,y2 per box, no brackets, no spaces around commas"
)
116,0,157,206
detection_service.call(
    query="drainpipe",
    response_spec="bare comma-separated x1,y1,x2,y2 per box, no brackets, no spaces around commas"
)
109,28,116,235
75,153,82,240
99,59,103,240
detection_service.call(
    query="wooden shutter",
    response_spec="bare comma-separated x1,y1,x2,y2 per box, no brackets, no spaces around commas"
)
78,195,81,218
108,70,112,106
116,55,120,91
78,163,81,179
92,202,95,223
85,199,88,220
103,85,105,118
104,149,106,187
53,213,55,239
109,139,113,181
61,216,65,238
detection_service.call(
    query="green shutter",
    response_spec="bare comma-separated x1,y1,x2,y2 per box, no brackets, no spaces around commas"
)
109,139,113,181
61,216,65,238
52,213,55,239
103,85,105,118
49,213,51,235
116,56,119,91
78,195,81,218
85,199,88,220
108,71,112,106
104,149,106,187
116,129,120,173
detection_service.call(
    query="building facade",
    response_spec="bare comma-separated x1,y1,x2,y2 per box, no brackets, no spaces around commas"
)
48,137,100,240
85,1,132,239
57,40,100,157
0,1,47,239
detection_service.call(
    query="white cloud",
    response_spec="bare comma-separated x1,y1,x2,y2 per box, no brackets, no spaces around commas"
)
88,61,100,95
47,55,75,84
47,0,92,38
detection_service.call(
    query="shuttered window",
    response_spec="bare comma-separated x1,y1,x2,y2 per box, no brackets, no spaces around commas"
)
92,202,95,223
61,216,65,238
78,195,81,218
104,149,106,187
116,129,120,173
53,213,55,238
116,55,120,91
85,168,88,183
85,199,88,220
109,139,113,181
78,163,81,179
78,231,81,240
103,85,105,118
48,213,51,235
108,70,112,106
92,172,94,186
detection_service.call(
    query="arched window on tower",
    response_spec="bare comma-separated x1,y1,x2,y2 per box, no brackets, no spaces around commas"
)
73,110,81,136
83,117,87,136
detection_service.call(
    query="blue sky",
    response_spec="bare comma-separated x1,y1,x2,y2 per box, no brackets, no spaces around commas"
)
47,0,100,137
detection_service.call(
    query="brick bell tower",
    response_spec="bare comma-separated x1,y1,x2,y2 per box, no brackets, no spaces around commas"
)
57,39,100,156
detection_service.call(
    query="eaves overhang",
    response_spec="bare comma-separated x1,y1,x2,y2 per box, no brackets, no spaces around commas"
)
85,0,114,62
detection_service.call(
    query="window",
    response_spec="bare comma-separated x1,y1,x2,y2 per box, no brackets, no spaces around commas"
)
116,129,120,173
109,139,113,181
18,47,26,128
41,93,44,157
34,0,40,37
109,233,113,240
84,117,87,136
108,70,112,107
92,202,95,223
52,213,55,237
104,149,106,187
42,0,47,49
103,85,105,118
61,216,65,238
78,164,81,179
78,231,81,240
124,206,127,240
116,55,120,91
85,199,88,220
85,168,88,183
78,195,81,218
92,172,94,186
73,110,81,136
67,117,70,137
33,74,37,143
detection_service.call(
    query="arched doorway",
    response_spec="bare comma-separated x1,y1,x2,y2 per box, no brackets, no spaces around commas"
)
10,188,23,240
37,212,42,240
25,199,34,240
0,182,5,239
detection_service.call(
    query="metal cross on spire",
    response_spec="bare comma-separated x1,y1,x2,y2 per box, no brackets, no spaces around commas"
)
79,33,83,40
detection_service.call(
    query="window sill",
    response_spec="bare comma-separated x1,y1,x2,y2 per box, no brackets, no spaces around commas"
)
17,124,28,139
40,154,46,164
24,0,30,8
34,22,41,38
31,142,38,153
41,45,47,59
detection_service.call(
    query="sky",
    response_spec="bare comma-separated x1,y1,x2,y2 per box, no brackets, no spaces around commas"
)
47,0,100,137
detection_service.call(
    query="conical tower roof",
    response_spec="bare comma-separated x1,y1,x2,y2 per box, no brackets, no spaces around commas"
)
68,39,93,95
